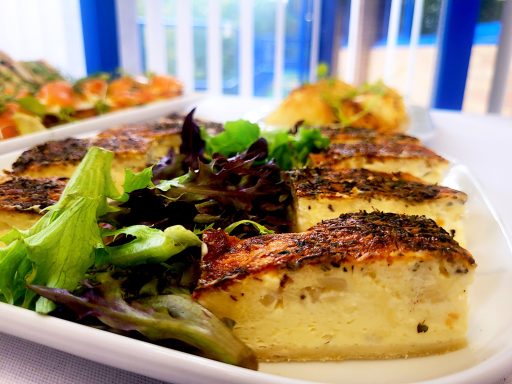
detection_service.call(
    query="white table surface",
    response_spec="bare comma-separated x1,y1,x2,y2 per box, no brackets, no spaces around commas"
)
0,106,511,384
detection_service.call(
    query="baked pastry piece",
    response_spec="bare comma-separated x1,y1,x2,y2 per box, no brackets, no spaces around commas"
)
309,140,449,184
0,176,66,236
264,79,408,133
10,137,89,179
96,114,223,162
194,212,476,362
320,126,420,145
9,115,224,185
96,121,182,163
287,167,467,245
9,136,150,186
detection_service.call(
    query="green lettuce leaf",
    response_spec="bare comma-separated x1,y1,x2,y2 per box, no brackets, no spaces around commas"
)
262,126,330,169
224,220,275,235
118,166,155,203
0,147,122,313
99,225,201,267
199,117,329,170
202,119,260,157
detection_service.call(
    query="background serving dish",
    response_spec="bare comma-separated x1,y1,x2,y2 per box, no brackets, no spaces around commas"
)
0,94,203,153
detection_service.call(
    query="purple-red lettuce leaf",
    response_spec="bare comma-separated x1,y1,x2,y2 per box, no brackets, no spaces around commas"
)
152,109,207,182
157,138,291,232
109,138,291,234
28,273,257,370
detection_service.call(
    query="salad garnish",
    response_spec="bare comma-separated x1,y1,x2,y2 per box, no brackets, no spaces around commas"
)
0,110,330,369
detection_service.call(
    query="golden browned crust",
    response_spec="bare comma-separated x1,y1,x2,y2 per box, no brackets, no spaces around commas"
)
9,113,224,176
287,168,466,203
90,135,151,156
11,138,90,174
96,117,183,141
320,126,420,145
309,141,448,166
97,114,224,141
333,86,409,133
264,79,409,133
0,176,66,212
195,212,475,294
96,123,181,141
10,134,152,175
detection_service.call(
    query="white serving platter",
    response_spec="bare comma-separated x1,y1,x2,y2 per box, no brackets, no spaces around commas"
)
0,100,511,384
0,163,511,384
0,94,203,154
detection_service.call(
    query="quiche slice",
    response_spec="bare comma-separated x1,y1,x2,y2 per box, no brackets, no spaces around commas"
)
0,176,66,236
320,126,420,145
287,167,467,245
96,121,182,164
194,212,476,362
9,136,151,186
309,140,449,184
9,116,224,186
95,114,224,163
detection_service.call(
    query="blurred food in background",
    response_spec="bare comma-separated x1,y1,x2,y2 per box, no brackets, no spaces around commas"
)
0,51,183,140
264,78,409,134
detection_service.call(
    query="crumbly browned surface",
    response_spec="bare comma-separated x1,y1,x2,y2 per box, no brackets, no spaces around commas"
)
0,176,66,212
96,123,181,140
96,116,183,140
10,135,152,175
10,115,224,175
309,141,448,166
320,126,420,145
90,135,151,155
287,168,466,203
11,138,90,174
97,114,223,140
195,212,475,293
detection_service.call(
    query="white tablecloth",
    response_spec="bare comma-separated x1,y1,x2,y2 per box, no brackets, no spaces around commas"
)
0,107,511,384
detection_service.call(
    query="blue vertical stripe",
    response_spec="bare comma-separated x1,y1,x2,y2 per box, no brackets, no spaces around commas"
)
80,0,120,75
431,0,481,110
318,0,341,75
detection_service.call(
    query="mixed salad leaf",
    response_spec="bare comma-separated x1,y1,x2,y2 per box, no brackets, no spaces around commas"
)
98,225,202,267
200,114,330,170
0,147,120,312
30,272,257,369
147,109,328,234
0,145,256,368
0,109,330,369
0,147,200,311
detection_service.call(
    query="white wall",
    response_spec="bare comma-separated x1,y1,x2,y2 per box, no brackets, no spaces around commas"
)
0,0,86,79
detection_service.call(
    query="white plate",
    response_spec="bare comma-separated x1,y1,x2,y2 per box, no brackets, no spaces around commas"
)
0,146,511,384
0,94,204,154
